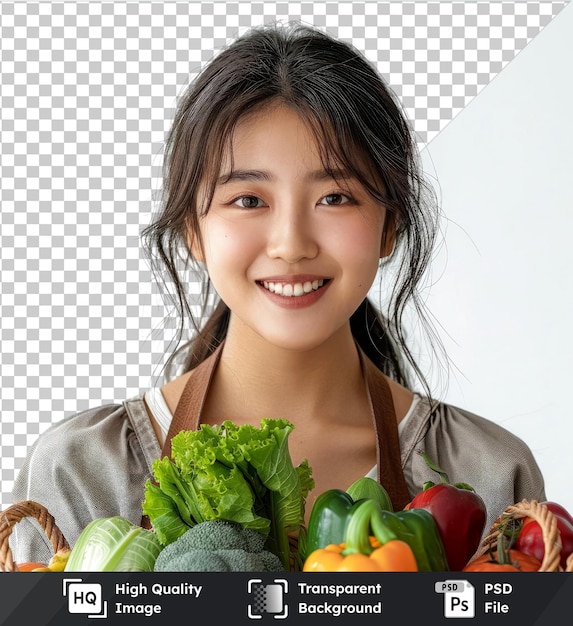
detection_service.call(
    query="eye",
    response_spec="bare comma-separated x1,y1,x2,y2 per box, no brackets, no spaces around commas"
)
233,195,265,209
320,193,353,206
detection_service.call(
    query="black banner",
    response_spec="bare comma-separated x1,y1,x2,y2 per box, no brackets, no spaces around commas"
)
0,572,571,625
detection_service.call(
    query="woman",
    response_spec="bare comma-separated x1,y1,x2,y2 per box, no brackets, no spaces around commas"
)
10,22,545,566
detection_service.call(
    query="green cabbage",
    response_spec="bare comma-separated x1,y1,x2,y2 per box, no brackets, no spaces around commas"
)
142,418,314,570
64,516,162,572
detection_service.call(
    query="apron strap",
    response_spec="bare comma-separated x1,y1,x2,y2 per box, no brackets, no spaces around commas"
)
360,350,412,510
160,345,223,460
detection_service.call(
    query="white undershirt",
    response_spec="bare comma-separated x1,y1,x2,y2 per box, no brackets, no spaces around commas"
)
145,387,174,441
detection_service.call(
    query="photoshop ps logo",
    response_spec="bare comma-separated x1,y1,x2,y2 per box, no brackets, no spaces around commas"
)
247,578,288,619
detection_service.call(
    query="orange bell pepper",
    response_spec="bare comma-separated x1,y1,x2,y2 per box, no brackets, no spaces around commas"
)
304,538,418,572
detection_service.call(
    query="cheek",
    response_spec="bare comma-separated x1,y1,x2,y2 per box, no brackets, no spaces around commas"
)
330,217,384,295
330,215,384,269
202,217,260,271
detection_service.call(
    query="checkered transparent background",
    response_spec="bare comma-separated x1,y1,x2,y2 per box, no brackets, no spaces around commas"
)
0,1,568,509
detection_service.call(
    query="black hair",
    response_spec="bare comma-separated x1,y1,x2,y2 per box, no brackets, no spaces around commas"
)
141,21,441,394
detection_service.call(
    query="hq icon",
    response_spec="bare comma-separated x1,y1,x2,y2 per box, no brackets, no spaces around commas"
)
63,579,108,619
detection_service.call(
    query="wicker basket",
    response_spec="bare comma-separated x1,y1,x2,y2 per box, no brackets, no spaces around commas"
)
468,499,562,572
0,500,70,572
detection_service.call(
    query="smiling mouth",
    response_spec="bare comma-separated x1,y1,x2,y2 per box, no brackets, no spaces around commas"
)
259,279,329,297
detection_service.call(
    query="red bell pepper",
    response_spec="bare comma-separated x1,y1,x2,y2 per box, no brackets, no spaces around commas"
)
515,501,573,569
406,451,487,571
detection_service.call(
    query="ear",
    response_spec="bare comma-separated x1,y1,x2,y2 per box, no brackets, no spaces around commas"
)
380,213,397,258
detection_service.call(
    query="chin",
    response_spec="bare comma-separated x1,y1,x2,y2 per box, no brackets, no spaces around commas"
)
253,326,346,354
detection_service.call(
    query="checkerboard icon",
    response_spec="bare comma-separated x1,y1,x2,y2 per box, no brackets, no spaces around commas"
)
247,579,288,618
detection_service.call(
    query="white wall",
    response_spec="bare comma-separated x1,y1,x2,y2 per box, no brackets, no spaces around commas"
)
416,3,573,512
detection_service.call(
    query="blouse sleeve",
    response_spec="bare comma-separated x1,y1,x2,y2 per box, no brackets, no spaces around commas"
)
400,399,547,536
9,399,159,565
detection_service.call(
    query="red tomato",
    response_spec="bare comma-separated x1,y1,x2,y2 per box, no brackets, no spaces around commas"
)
517,511,573,570
522,501,573,528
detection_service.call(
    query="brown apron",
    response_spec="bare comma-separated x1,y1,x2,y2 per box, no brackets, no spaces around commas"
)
157,343,412,511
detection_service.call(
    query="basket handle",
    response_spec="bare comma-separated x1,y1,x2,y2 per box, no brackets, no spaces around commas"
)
0,500,70,572
472,499,562,572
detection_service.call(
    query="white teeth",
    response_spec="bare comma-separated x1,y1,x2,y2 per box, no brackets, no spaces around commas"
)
262,279,325,297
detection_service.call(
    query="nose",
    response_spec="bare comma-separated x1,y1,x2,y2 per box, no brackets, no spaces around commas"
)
265,204,319,264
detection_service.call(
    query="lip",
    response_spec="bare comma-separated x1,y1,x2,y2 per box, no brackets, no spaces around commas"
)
256,275,331,309
258,274,329,283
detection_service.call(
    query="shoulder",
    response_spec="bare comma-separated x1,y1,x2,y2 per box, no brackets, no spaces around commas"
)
401,398,546,532
14,397,160,490
10,397,160,564
403,398,540,459
21,399,157,466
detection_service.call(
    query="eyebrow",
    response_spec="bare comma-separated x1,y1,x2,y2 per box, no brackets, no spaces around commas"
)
216,168,356,185
217,170,273,185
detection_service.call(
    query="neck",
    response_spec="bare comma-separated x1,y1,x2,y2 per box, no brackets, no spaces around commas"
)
211,317,367,425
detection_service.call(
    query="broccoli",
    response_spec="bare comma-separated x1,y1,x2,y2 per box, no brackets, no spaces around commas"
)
153,520,285,572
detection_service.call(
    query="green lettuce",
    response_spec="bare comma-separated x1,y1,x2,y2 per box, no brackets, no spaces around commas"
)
142,418,314,570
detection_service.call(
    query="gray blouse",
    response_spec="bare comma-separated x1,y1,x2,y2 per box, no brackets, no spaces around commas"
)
9,394,545,565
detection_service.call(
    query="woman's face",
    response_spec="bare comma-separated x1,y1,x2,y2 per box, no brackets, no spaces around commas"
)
193,104,389,352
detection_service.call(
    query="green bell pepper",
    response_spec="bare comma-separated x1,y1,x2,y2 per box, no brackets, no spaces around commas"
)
303,489,355,562
303,497,449,571
302,479,393,562
371,505,450,571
